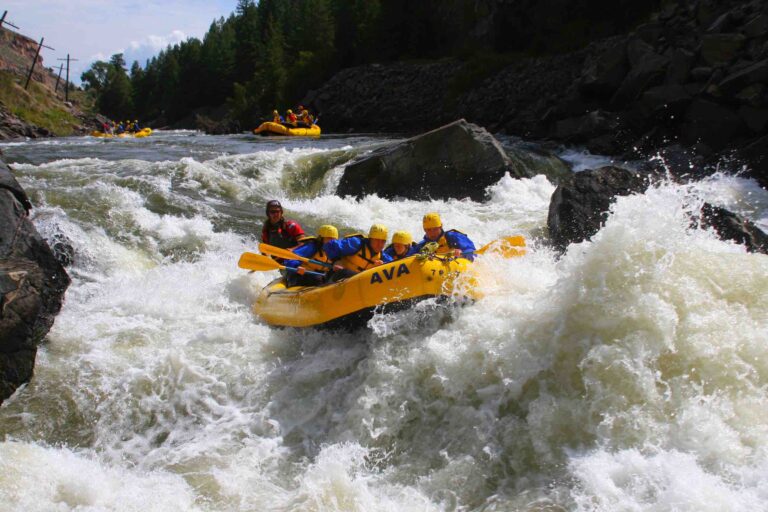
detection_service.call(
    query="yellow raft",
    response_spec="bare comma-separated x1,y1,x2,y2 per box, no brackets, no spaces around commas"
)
253,255,478,328
253,122,321,137
90,128,153,138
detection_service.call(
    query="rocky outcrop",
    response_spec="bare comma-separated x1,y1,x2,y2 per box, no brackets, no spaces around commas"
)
698,202,768,253
547,166,650,252
307,0,768,186
305,61,463,134
337,119,539,201
0,161,69,404
0,103,51,139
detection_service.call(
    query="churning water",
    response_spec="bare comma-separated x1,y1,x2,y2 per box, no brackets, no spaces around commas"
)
1,130,767,511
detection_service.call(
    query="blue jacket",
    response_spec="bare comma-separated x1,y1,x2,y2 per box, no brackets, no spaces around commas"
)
414,229,476,261
382,243,417,261
284,240,323,268
324,236,393,263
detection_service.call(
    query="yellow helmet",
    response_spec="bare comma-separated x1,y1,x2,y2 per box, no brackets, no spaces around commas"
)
287,109,293,114
272,110,279,115
318,224,338,239
368,224,388,241
423,212,442,229
392,231,412,245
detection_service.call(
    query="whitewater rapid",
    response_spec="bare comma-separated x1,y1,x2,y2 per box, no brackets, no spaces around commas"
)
1,131,767,511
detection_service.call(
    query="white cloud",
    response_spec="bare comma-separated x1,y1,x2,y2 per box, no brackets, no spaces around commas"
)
123,30,188,67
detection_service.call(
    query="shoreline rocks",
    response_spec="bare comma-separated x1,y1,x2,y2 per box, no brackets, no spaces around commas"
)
0,160,69,404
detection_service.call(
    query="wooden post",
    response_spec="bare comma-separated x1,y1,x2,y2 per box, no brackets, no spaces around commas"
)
54,63,64,92
0,10,19,30
57,54,78,102
24,38,45,90
24,38,54,90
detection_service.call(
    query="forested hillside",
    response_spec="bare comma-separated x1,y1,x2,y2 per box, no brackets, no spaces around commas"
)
82,0,659,127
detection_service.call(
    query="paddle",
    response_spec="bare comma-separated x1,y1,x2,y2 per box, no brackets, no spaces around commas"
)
259,243,334,269
238,252,327,277
472,235,526,257
421,236,526,259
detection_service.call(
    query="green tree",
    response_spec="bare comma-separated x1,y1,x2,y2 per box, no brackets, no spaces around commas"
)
255,16,287,111
80,61,111,91
98,54,133,119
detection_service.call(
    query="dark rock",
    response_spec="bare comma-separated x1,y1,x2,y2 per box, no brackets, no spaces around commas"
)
337,120,530,201
682,99,746,149
690,67,714,81
0,161,69,404
611,49,670,106
735,83,767,106
547,166,649,252
640,84,692,114
635,22,666,45
743,14,768,37
707,12,734,33
579,40,629,96
554,110,620,142
698,203,768,253
739,105,768,132
718,58,768,95
665,48,696,84
701,33,747,64
738,134,768,187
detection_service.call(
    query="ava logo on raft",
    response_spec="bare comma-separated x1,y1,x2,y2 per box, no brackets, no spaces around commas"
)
370,263,411,284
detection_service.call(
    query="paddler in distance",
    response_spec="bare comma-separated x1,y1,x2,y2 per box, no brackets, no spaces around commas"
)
284,224,342,287
324,223,391,281
414,212,476,260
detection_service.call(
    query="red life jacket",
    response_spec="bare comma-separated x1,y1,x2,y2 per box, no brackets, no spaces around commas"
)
261,218,304,249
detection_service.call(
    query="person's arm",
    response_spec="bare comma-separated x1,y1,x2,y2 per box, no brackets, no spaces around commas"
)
324,237,361,260
284,243,315,268
381,250,393,263
447,232,476,259
285,221,305,243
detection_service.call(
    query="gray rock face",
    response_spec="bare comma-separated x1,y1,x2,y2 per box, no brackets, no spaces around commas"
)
337,120,534,201
0,161,69,404
547,166,649,253
699,203,768,254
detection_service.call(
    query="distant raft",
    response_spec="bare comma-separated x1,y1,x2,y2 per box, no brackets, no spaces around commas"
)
253,254,477,328
90,128,153,138
253,122,321,137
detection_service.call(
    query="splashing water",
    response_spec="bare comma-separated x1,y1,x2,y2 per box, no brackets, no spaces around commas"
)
1,131,767,511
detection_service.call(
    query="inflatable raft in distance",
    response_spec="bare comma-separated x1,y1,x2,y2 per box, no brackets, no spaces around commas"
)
253,121,321,137
253,254,477,328
90,128,153,138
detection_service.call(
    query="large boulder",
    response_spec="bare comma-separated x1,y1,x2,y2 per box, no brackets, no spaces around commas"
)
698,203,768,254
701,33,747,65
547,166,649,252
0,161,69,404
336,120,535,201
681,99,745,149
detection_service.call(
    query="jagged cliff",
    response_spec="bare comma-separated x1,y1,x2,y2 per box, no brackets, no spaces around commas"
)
305,0,768,186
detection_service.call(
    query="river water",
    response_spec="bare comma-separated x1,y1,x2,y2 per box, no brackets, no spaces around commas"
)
1,130,768,511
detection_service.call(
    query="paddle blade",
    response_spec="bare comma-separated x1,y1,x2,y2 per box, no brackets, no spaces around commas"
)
259,243,302,261
477,236,527,258
238,252,281,271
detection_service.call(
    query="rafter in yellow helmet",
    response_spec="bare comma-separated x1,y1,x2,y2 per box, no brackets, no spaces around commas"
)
423,212,442,229
368,224,388,240
392,231,413,245
318,224,338,239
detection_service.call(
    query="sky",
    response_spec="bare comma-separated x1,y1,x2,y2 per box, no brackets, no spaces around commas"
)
3,0,239,84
